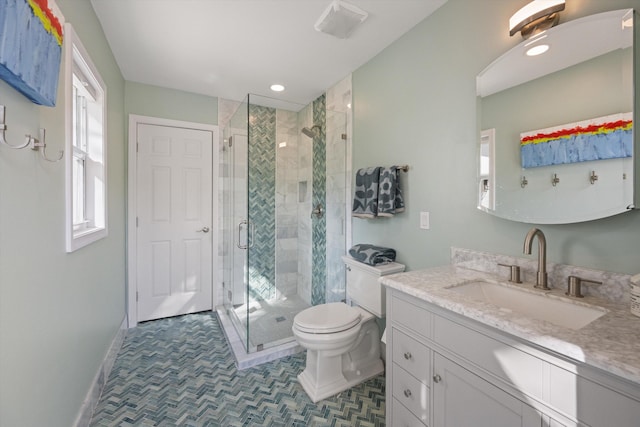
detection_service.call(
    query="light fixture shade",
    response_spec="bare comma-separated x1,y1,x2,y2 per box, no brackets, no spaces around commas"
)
315,0,368,39
509,0,565,37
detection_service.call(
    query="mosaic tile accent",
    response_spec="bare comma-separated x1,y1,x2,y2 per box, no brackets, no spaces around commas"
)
248,103,276,301
89,313,386,426
311,94,327,306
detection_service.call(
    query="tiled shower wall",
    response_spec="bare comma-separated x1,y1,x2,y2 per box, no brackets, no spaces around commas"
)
311,94,327,306
248,104,277,301
275,109,300,298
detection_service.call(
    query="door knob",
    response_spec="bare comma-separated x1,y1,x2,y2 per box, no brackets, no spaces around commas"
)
198,226,210,233
433,374,442,383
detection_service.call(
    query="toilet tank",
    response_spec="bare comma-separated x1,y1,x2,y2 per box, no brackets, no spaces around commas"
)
342,255,405,317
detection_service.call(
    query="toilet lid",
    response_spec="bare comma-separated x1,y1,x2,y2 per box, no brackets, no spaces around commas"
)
294,302,361,334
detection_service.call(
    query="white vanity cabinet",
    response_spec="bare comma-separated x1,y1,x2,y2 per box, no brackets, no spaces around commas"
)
386,289,640,427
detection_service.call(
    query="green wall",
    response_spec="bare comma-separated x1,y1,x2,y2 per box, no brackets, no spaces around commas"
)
125,81,218,125
0,1,126,426
353,0,640,275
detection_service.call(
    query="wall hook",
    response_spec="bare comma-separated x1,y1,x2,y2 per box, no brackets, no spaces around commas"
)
0,105,31,149
551,173,560,187
590,170,598,185
29,128,63,162
520,176,528,188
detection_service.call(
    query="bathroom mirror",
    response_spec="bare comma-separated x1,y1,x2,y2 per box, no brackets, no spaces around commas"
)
477,9,637,224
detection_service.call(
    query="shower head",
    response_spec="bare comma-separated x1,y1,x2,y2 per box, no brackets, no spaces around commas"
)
301,125,321,138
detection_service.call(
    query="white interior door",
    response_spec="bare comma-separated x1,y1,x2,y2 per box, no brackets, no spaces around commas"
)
136,123,213,322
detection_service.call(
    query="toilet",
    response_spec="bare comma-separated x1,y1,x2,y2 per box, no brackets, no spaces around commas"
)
292,255,405,402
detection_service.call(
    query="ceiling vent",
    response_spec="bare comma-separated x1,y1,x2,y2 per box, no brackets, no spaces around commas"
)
314,0,368,39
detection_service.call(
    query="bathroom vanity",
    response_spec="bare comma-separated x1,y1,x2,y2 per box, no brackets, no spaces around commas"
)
382,250,640,427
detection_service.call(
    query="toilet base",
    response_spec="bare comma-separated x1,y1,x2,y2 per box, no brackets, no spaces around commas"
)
297,356,384,403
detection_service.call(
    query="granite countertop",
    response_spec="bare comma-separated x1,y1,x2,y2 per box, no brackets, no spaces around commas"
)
381,265,640,385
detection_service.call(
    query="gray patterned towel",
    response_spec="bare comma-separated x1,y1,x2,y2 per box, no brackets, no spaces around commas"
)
348,244,397,266
352,167,381,218
377,166,405,217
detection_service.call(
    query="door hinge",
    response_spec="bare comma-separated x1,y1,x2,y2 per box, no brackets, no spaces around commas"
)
228,136,233,147
136,142,139,152
136,291,139,302
136,217,139,227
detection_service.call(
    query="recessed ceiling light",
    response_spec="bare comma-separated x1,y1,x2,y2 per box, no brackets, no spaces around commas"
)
270,84,285,92
526,44,550,56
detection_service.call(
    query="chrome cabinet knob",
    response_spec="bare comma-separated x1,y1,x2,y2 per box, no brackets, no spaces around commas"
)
404,389,412,398
433,374,442,383
404,352,412,360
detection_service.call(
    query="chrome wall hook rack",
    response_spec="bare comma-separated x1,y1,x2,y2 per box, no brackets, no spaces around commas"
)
590,170,598,184
29,128,64,162
520,176,528,188
551,173,560,187
0,105,31,149
0,105,63,162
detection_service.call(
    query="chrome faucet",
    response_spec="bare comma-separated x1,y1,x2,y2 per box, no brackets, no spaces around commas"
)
523,227,550,290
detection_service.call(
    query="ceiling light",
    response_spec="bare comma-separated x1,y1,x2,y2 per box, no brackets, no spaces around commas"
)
270,84,285,92
509,0,565,39
315,0,368,39
526,44,550,56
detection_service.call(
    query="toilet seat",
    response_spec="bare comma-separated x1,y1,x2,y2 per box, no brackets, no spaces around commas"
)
294,302,361,334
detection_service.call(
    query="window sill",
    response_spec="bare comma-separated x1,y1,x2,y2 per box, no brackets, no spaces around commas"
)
66,226,107,253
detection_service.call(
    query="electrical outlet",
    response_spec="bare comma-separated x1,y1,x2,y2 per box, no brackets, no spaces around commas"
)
420,211,430,230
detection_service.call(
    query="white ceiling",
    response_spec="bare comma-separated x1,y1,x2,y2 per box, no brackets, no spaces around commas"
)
90,0,447,106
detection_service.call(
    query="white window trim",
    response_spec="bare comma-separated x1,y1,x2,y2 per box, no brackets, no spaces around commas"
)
64,23,108,252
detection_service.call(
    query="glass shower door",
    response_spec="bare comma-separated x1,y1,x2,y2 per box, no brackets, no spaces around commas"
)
222,97,251,351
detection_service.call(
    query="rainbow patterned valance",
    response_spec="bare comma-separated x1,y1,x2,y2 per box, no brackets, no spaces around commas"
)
520,113,633,169
0,0,64,106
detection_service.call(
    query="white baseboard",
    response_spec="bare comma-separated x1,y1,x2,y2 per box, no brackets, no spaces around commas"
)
73,316,127,427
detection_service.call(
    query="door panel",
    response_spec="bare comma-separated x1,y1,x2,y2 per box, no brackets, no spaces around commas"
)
136,123,213,322
433,353,541,427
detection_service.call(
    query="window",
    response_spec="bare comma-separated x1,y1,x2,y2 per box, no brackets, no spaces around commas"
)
65,23,107,252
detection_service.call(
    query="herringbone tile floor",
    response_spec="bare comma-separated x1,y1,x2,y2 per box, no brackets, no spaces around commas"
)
90,312,385,426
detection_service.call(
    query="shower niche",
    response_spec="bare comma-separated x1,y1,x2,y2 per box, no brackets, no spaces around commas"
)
221,93,348,355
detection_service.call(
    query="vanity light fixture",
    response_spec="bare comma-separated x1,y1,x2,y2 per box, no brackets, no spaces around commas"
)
270,84,285,92
509,0,565,39
524,33,550,56
526,44,550,56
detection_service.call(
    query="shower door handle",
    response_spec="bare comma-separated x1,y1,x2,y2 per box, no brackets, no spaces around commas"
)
237,220,248,249
237,220,254,249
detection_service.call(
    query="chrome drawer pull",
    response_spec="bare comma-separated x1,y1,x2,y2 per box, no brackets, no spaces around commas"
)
404,389,412,398
433,374,442,383
404,352,412,360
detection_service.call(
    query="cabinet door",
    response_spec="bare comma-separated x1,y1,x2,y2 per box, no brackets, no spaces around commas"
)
433,353,541,427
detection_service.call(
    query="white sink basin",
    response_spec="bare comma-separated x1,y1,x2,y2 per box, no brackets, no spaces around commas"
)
447,280,607,330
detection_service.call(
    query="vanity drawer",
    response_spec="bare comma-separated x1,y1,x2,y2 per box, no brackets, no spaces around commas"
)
393,363,430,424
391,294,432,339
392,397,427,427
433,314,545,400
392,328,431,384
